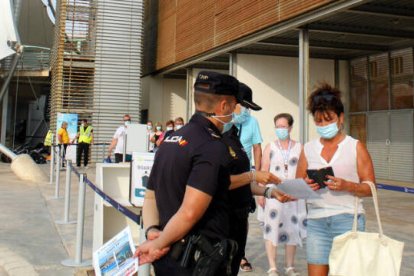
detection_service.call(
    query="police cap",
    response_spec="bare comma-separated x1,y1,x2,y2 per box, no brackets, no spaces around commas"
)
238,82,262,111
194,71,240,99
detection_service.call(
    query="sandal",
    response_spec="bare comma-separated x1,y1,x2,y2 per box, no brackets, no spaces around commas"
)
239,257,253,272
267,268,279,276
284,267,300,276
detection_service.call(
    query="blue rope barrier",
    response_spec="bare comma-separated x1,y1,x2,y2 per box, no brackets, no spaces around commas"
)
83,176,140,224
377,183,414,194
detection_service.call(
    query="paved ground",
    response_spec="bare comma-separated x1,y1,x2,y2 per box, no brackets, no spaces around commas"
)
0,162,413,275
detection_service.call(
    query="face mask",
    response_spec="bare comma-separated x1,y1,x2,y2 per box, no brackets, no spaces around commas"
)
147,125,152,130
232,106,250,124
124,120,131,126
175,125,183,130
211,113,234,133
81,123,85,127
156,126,162,131
166,126,173,131
316,121,339,139
275,128,289,140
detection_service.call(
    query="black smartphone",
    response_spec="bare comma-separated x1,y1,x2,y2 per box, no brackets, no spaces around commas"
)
306,167,334,188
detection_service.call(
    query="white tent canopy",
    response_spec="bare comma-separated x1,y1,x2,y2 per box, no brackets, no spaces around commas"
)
0,0,18,60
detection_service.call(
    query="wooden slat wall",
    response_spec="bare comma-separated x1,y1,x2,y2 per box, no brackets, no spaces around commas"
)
156,0,332,70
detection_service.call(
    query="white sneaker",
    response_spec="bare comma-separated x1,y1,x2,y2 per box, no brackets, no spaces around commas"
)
267,268,279,276
285,267,300,276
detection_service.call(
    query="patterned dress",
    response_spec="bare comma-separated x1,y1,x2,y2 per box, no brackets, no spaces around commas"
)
263,141,307,246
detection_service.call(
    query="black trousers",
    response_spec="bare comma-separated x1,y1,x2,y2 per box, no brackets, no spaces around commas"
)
76,142,90,167
59,144,68,166
229,206,250,276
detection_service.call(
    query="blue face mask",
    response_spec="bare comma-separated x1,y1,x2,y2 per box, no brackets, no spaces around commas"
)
316,121,339,139
232,106,250,124
275,128,289,140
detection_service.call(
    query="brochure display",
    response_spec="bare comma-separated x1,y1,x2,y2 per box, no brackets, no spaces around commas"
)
93,227,138,276
130,152,155,207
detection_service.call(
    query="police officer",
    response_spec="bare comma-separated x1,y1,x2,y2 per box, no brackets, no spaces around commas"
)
224,83,294,275
135,71,240,275
73,119,93,167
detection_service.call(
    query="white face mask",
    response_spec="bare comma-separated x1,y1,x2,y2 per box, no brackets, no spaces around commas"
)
175,125,183,130
166,126,173,131
124,120,131,126
147,125,152,130
156,126,162,131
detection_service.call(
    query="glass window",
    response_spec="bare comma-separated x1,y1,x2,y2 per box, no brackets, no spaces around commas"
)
369,54,389,111
349,114,366,144
391,48,413,109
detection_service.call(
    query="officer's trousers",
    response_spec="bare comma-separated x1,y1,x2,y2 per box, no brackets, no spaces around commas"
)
76,142,89,167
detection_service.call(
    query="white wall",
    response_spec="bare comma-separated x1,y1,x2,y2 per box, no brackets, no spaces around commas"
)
144,75,187,127
235,54,348,148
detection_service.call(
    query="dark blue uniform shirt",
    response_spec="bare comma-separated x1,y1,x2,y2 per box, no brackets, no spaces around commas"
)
147,113,232,240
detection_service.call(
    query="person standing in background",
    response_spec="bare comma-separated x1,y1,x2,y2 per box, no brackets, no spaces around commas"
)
73,119,93,168
107,114,132,163
156,120,174,147
147,120,155,152
150,122,163,153
57,122,69,167
260,113,306,276
174,117,185,130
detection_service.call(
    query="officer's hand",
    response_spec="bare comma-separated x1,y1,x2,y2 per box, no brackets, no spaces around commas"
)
271,189,297,203
147,229,161,240
255,171,281,185
134,240,170,265
257,196,265,208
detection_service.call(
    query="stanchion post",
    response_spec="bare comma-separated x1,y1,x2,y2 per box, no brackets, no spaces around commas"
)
56,160,76,225
54,146,62,199
138,209,150,276
61,173,92,267
50,139,55,185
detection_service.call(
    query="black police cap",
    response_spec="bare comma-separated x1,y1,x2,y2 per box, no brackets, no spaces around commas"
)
238,82,262,111
194,71,240,99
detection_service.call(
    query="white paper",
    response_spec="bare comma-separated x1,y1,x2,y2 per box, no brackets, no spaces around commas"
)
277,179,321,199
93,227,138,276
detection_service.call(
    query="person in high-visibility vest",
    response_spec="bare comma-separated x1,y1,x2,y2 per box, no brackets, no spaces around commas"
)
43,130,53,155
73,119,93,167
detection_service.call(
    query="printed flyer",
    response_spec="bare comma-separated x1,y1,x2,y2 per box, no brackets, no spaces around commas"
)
93,227,138,276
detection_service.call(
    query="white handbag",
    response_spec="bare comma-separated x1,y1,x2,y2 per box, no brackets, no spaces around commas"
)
329,181,404,276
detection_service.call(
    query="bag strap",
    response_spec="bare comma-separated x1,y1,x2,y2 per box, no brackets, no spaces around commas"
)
352,181,383,237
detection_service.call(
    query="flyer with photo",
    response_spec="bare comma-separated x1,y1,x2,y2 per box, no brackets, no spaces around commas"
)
93,227,138,276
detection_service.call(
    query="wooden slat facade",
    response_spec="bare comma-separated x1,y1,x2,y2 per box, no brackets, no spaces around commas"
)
155,0,333,70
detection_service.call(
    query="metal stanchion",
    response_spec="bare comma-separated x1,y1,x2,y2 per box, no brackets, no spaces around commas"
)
49,140,55,185
62,173,92,267
54,146,62,199
138,210,150,276
56,160,76,225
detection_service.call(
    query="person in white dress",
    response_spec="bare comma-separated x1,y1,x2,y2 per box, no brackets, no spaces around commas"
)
260,113,307,276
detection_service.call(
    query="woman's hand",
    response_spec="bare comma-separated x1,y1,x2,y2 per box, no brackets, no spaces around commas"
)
270,189,297,203
257,196,265,208
305,177,320,191
255,171,281,185
325,175,348,192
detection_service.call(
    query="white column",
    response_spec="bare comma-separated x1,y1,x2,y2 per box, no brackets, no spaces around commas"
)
299,29,309,144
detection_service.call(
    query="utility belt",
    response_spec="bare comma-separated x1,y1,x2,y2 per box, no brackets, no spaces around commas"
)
170,234,238,276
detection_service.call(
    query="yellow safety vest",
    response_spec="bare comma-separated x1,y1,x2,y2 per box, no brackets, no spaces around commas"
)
44,130,53,146
78,126,93,144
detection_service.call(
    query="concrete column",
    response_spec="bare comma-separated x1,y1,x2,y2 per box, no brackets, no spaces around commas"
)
299,29,309,144
186,68,193,121
229,53,237,76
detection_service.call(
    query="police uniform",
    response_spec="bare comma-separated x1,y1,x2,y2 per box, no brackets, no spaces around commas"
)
223,82,263,275
222,125,254,275
145,71,239,276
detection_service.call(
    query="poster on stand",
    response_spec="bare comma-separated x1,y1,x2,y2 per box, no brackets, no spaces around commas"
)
56,113,78,162
130,152,155,207
93,226,138,276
